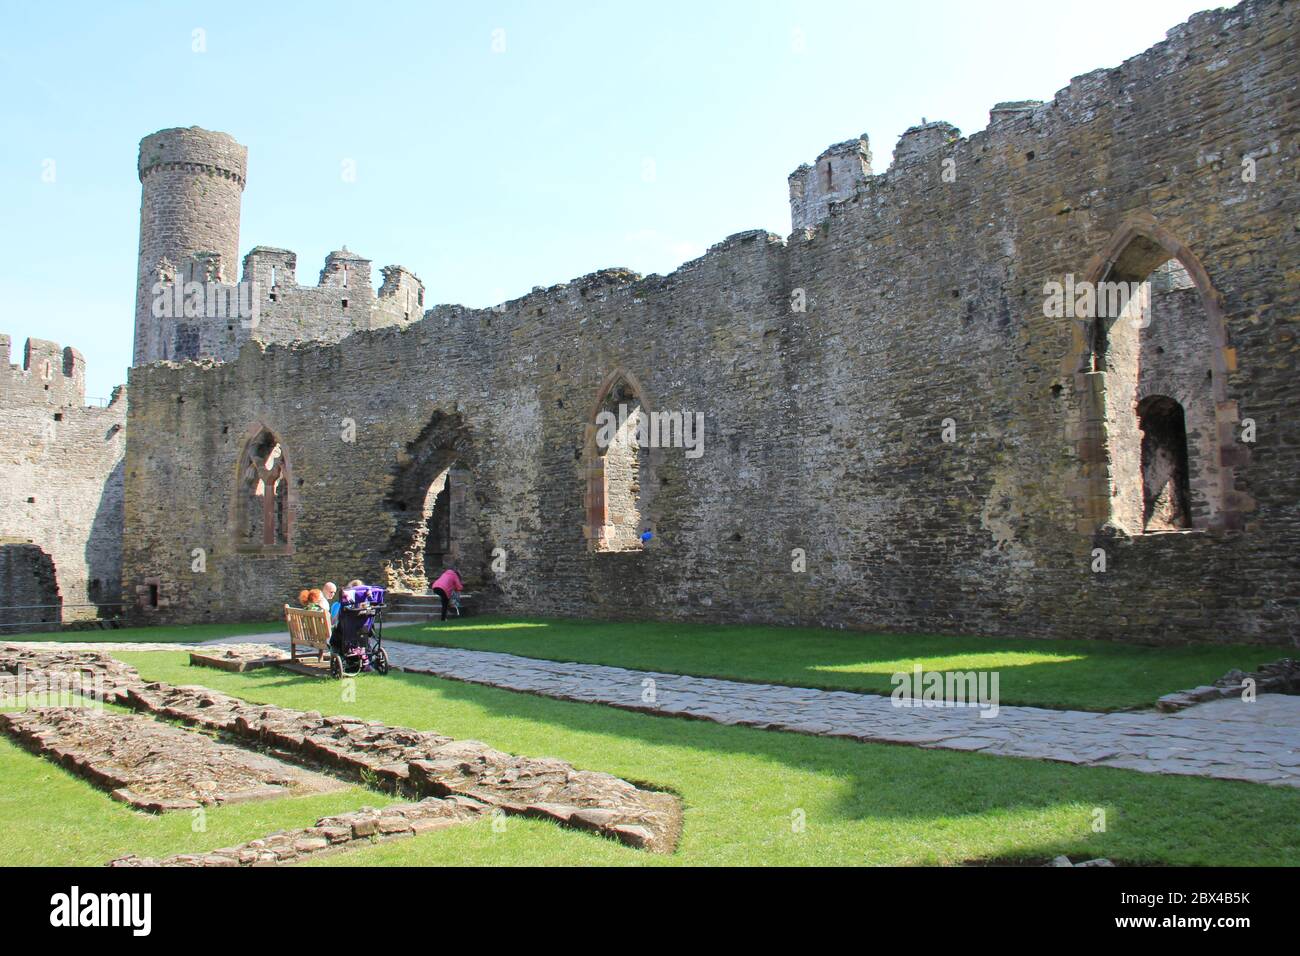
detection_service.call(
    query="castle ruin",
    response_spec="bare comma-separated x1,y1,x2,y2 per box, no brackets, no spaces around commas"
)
0,337,125,630
5,0,1297,644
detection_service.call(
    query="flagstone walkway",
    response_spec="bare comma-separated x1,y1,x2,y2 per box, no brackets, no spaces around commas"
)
187,633,1300,789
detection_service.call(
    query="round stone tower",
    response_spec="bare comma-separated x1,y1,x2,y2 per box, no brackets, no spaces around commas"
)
134,127,247,366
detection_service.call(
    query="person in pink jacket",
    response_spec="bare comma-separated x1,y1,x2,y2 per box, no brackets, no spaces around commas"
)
429,568,463,621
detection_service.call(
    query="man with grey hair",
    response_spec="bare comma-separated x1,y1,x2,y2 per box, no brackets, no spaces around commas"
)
322,582,338,625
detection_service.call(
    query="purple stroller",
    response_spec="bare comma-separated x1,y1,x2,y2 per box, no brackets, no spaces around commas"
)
329,585,390,678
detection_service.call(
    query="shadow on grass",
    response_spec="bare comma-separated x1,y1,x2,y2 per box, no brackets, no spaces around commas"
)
118,652,1300,866
410,671,1300,864
383,615,1281,712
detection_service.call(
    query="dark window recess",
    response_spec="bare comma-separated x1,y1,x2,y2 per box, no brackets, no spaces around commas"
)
173,323,200,360
1139,395,1192,531
148,584,160,608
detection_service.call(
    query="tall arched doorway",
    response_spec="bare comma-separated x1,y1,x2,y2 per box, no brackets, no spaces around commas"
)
384,411,487,589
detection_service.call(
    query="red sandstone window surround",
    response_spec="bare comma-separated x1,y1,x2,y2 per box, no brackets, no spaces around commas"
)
233,425,293,554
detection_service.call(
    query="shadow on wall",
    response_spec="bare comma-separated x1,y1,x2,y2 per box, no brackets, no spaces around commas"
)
0,542,61,633
83,458,125,621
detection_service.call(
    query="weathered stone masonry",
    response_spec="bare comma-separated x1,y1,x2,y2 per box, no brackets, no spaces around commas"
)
123,0,1299,644
0,336,125,626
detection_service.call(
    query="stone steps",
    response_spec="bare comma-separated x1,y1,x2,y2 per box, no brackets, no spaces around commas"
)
384,590,474,624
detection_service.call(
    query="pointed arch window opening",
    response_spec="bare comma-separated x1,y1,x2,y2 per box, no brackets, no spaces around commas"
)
1079,224,1238,535
239,429,290,549
586,374,654,553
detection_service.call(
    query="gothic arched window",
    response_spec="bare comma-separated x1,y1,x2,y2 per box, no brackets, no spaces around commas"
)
236,427,290,550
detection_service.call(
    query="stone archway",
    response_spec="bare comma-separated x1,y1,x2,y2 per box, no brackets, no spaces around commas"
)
383,411,488,590
1067,214,1249,534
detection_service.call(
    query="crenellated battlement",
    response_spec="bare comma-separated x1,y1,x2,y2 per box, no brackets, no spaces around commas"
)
0,334,88,408
242,246,297,291
137,126,248,186
891,119,961,168
319,247,370,289
0,330,127,627
134,125,432,367
786,0,1266,234
788,136,872,233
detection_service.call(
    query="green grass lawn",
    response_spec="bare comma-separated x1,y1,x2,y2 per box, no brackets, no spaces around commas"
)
383,616,1285,711
7,621,281,644
0,699,393,866
0,649,1284,867
12,615,1278,711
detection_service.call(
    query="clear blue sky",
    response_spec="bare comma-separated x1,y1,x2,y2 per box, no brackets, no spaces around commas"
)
0,0,1218,398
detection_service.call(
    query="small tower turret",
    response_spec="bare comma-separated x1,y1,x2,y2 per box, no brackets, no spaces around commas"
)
788,135,872,232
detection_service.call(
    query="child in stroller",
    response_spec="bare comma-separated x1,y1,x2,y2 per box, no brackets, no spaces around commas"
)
328,584,391,678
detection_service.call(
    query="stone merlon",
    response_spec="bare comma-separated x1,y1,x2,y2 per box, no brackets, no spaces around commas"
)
788,135,872,232
0,334,87,408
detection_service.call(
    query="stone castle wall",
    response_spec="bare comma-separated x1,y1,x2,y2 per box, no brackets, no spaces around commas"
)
122,0,1298,644
0,336,126,627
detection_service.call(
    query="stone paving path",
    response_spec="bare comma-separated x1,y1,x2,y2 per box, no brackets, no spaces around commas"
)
190,633,1300,789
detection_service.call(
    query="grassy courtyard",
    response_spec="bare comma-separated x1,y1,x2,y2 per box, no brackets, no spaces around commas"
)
382,616,1281,711
1,648,1296,867
15,620,281,644
17,615,1279,711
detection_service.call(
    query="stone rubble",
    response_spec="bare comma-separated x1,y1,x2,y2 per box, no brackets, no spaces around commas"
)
1047,856,1115,867
109,796,484,867
0,707,346,811
123,680,679,852
0,643,141,702
1156,658,1300,712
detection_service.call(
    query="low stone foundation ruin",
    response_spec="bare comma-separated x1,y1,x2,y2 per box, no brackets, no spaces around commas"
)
188,644,289,672
0,708,346,811
0,644,682,853
110,797,485,867
123,680,680,852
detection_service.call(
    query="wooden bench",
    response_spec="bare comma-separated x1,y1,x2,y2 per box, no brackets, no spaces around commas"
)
284,605,332,662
